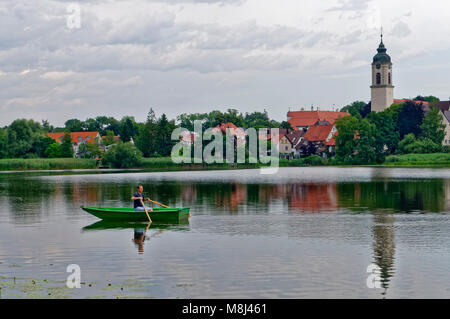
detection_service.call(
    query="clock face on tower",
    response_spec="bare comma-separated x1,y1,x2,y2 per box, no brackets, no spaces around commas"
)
376,64,381,69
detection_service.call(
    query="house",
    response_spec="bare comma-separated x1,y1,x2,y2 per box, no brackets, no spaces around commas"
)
300,124,337,158
435,101,450,146
287,110,349,131
278,134,293,159
47,132,101,157
286,130,306,158
212,122,246,147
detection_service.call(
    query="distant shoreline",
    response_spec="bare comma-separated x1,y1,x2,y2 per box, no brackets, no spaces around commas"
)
1,155,450,172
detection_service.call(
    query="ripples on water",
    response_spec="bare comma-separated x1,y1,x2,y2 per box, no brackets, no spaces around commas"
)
0,167,450,298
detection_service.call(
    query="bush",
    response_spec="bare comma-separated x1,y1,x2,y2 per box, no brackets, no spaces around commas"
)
102,142,142,168
304,155,323,166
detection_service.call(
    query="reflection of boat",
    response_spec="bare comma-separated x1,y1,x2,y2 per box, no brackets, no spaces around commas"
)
82,219,190,232
81,206,190,222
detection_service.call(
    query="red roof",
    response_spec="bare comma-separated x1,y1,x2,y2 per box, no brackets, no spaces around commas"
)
47,132,99,144
212,123,245,136
393,99,430,106
287,111,349,128
324,132,338,146
304,125,334,142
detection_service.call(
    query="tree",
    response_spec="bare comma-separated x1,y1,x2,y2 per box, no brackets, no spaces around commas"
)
0,128,8,158
32,136,55,158
397,101,425,139
398,133,416,154
135,108,158,157
86,142,102,158
420,104,445,145
335,116,377,164
280,121,293,130
102,130,116,146
103,142,142,168
341,101,370,119
352,119,377,164
155,113,177,156
335,116,360,163
83,118,100,132
65,119,84,132
45,143,61,158
60,131,74,158
7,119,44,158
413,95,440,103
119,117,138,142
366,110,400,157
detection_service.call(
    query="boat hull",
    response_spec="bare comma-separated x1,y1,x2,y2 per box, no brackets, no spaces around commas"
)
81,206,190,222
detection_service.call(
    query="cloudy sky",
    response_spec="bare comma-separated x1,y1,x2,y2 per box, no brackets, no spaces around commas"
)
1,0,450,127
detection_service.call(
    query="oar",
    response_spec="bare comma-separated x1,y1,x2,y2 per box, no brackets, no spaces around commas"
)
148,199,170,208
140,197,152,222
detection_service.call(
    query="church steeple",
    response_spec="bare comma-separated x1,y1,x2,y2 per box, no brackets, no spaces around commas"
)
373,30,391,63
371,31,394,112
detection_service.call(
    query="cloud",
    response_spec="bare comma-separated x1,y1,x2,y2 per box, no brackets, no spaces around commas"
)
390,21,412,38
1,0,450,127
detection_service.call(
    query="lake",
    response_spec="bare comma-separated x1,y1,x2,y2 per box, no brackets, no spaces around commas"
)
0,167,450,298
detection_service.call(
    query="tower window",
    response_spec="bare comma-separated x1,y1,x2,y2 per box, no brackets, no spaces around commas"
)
388,73,391,84
376,73,381,85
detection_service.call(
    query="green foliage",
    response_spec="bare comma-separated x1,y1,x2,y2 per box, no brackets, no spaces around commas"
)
303,155,323,166
397,133,441,154
0,158,96,170
413,95,440,103
0,128,8,159
280,121,293,130
102,130,116,146
420,104,445,145
397,101,425,139
102,142,142,168
335,116,360,163
366,110,400,155
385,153,450,166
60,131,74,158
44,143,62,158
65,119,84,132
340,101,370,119
397,133,416,154
119,117,138,143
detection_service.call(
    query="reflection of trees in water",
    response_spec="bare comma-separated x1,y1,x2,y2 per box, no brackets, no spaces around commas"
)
0,177,56,222
337,180,446,213
372,211,395,296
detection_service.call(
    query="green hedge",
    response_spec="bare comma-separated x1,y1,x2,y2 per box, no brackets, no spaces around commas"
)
0,158,97,170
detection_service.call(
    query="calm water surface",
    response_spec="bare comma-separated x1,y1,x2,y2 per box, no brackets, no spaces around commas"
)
0,167,450,298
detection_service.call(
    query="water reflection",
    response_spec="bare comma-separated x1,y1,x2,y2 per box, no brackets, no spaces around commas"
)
372,211,396,296
83,221,189,254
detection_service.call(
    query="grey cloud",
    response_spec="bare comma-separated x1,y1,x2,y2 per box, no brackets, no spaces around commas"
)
390,21,411,38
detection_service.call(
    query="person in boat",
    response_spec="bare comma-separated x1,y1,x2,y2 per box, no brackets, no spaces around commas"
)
131,185,153,212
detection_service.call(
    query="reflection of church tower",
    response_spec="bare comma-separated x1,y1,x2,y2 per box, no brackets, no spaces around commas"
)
371,32,394,112
372,211,396,296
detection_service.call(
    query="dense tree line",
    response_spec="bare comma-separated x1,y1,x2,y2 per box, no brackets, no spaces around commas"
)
0,108,290,160
336,100,445,164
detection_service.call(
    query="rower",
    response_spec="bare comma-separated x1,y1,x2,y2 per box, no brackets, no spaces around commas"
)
131,185,153,212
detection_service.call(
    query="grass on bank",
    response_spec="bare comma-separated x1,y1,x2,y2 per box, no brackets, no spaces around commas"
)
383,153,450,166
2,153,450,171
0,158,97,170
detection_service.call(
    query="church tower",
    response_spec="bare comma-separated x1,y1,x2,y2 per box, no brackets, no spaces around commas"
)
370,33,394,112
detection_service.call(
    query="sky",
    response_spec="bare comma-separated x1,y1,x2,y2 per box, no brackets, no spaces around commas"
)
1,0,450,127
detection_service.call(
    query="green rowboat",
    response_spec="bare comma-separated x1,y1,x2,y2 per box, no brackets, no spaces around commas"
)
81,206,190,222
